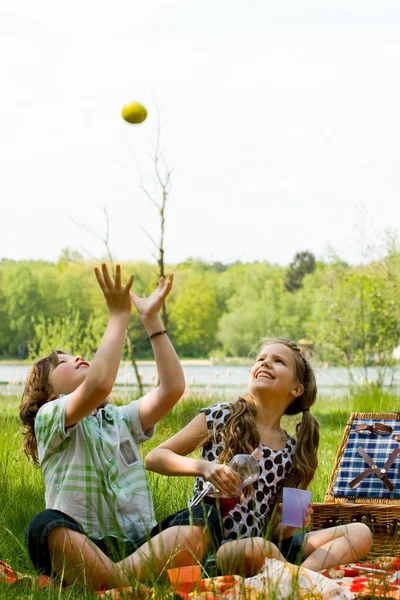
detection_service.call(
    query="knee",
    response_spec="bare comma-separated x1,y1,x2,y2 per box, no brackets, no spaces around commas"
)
217,538,281,577
26,510,57,546
166,523,212,559
348,523,372,556
188,506,223,553
242,538,267,573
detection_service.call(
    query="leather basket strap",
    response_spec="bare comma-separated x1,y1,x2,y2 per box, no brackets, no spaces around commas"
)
354,423,393,435
373,423,393,435
349,447,400,491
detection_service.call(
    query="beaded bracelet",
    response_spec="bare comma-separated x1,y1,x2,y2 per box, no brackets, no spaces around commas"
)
147,329,167,340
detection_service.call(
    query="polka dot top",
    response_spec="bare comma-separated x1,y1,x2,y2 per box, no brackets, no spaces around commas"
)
191,402,296,541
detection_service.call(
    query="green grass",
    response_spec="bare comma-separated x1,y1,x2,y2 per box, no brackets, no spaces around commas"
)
0,389,397,598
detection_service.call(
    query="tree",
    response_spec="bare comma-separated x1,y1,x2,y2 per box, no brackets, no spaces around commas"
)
285,251,316,292
309,258,400,386
4,264,43,357
57,248,84,267
169,270,218,357
217,263,286,356
29,305,106,360
128,103,173,331
0,271,11,356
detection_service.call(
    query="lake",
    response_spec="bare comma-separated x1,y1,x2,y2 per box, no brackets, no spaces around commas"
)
1,362,400,398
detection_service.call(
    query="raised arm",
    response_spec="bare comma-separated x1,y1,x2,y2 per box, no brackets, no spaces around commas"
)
145,413,240,497
64,264,133,427
132,274,186,431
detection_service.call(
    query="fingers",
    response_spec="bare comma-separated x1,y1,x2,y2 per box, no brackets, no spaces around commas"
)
115,264,121,289
208,465,241,497
94,267,106,292
159,272,174,299
124,274,135,293
167,272,174,289
95,264,134,304
303,506,313,527
100,263,114,291
129,290,139,304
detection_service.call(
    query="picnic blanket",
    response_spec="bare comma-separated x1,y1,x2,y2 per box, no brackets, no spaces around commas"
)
3,556,400,598
96,557,400,599
321,556,400,599
97,560,355,599
0,560,50,588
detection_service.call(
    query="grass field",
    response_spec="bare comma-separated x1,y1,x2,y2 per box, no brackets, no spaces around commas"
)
0,388,397,598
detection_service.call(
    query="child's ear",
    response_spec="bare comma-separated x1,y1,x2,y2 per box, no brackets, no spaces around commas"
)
291,383,304,399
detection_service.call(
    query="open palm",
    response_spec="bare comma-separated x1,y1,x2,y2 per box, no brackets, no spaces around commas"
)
130,273,174,318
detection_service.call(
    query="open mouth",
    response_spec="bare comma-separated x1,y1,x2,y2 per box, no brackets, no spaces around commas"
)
256,371,274,380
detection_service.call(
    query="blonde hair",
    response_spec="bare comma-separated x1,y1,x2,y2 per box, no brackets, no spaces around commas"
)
19,350,65,466
217,337,319,495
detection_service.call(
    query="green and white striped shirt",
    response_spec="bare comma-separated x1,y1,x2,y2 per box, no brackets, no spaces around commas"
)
35,396,156,541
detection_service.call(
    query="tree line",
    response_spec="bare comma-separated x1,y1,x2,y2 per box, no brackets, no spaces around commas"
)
1,245,400,382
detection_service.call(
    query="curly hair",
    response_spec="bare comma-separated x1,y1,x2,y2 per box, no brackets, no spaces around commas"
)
19,350,65,466
216,337,319,496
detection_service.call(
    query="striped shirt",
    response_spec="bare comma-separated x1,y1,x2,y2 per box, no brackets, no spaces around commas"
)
35,395,156,541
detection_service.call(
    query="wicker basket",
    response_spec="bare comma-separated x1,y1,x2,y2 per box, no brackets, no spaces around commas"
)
310,412,400,560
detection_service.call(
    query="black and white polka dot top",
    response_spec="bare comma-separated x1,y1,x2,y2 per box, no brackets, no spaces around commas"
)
191,402,296,541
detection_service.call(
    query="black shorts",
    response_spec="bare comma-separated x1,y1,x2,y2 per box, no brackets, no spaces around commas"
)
26,504,223,576
279,531,307,564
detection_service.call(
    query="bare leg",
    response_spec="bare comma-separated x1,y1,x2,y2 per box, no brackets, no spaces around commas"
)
48,527,135,590
301,523,372,571
216,537,285,577
120,524,211,581
49,524,212,589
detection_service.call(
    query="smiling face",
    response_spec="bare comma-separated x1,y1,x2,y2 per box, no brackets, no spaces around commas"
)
248,342,304,407
48,353,90,398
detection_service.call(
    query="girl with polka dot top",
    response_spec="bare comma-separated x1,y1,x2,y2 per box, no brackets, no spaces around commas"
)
145,337,372,576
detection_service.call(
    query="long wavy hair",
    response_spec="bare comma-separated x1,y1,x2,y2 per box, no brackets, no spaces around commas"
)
19,350,65,466
216,337,319,496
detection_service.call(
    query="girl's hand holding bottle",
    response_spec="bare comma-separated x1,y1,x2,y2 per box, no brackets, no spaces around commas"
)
191,450,262,516
202,462,242,498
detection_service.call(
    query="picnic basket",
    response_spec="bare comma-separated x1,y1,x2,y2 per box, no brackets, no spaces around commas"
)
310,412,400,560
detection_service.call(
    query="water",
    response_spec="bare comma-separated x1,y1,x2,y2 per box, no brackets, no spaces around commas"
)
1,362,399,397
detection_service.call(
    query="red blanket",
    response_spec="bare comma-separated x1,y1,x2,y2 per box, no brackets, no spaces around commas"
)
2,557,400,598
321,557,400,599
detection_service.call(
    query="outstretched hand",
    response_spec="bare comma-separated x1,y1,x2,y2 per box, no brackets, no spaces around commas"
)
130,273,174,319
94,264,134,315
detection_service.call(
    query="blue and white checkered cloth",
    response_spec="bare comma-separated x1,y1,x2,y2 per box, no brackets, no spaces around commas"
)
333,418,400,499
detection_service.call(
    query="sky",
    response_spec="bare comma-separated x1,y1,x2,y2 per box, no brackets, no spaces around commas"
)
1,0,400,267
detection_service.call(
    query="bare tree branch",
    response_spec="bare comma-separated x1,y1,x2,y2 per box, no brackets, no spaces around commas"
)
139,226,159,251
70,206,143,395
121,99,174,331
78,245,99,261
70,207,115,277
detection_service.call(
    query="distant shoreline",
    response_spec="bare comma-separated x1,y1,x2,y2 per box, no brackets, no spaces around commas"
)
0,358,253,367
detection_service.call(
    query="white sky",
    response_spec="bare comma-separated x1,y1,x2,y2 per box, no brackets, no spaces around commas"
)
1,0,400,266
